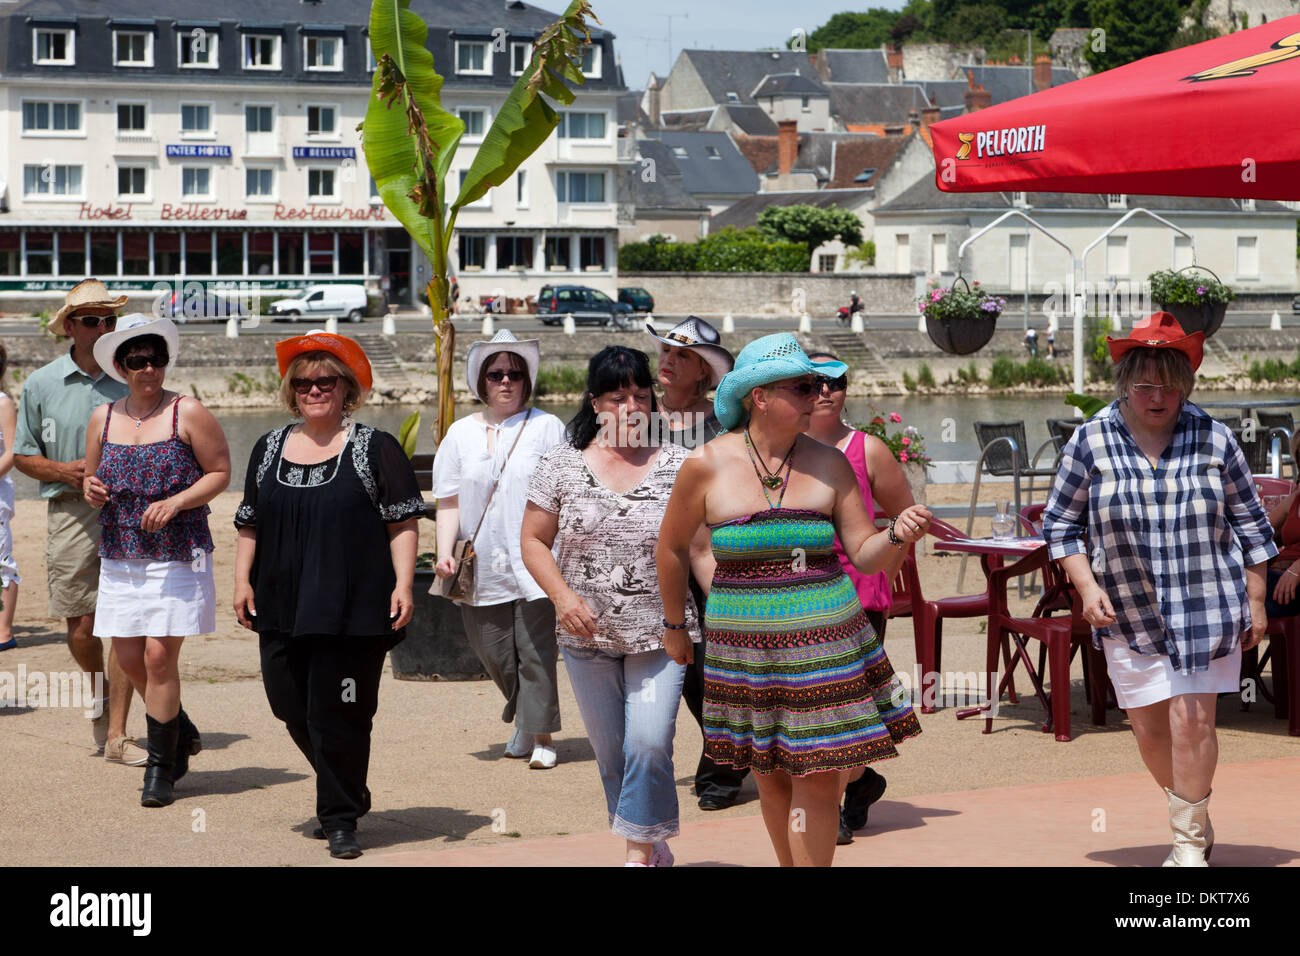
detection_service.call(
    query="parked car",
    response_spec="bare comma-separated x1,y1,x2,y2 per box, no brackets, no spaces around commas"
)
618,287,654,313
536,285,634,329
163,289,251,323
268,284,369,322
1292,293,1300,314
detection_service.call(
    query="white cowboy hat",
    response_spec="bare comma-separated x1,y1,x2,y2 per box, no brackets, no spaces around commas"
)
466,329,540,403
92,313,181,384
644,316,734,389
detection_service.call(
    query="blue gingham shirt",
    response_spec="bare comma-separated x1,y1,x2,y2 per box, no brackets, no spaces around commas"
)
1042,401,1276,672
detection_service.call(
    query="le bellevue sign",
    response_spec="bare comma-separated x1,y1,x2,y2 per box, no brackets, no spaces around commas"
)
77,202,389,222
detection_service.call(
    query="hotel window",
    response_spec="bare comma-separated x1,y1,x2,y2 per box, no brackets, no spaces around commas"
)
245,105,275,154
23,164,82,197
308,169,337,199
113,31,153,67
455,41,489,75
1236,236,1259,278
243,34,281,70
458,235,486,270
34,29,74,65
579,236,606,271
308,233,335,274
457,170,493,209
801,96,810,111
516,169,528,208
117,102,147,133
58,231,85,274
556,171,605,203
123,233,150,275
90,232,117,276
217,232,243,274
22,101,82,134
246,167,275,199
577,43,601,78
179,28,217,67
304,35,341,71
544,235,570,270
118,166,147,197
459,108,487,138
1106,193,1127,209
306,105,338,137
368,175,381,204
559,112,605,139
248,233,273,274
338,233,364,274
182,167,212,198
496,236,534,270
26,232,54,274
0,234,19,276
181,104,212,136
185,231,212,275
510,41,531,75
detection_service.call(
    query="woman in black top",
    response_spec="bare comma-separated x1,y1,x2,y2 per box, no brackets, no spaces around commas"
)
233,332,422,860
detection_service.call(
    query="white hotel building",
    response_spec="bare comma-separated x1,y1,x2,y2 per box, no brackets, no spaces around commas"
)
0,0,628,309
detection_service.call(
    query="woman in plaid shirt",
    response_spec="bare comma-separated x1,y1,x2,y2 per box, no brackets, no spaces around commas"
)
1043,312,1276,868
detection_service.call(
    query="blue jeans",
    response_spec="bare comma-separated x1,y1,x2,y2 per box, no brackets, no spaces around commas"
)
561,645,686,843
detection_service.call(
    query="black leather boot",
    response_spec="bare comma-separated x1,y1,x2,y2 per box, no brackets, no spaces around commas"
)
141,713,180,808
173,708,201,783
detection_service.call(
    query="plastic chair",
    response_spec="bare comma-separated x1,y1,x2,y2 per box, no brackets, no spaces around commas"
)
1254,476,1295,497
1246,619,1299,736
1233,425,1292,476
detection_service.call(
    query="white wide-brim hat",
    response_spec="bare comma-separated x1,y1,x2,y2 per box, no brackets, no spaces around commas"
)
644,316,734,389
92,313,181,384
466,329,540,403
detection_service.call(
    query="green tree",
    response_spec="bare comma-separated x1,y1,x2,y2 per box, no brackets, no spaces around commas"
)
938,4,1008,44
801,10,902,52
756,205,863,260
1083,0,1181,73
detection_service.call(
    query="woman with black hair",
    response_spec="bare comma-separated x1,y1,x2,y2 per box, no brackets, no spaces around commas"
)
521,346,707,866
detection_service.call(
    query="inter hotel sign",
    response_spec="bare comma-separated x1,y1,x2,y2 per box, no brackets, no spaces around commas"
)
78,202,388,221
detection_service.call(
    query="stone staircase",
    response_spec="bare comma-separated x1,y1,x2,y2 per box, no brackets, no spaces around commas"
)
354,333,412,390
818,330,893,380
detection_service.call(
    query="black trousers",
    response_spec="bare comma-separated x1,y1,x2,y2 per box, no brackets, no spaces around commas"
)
259,632,392,832
683,576,748,800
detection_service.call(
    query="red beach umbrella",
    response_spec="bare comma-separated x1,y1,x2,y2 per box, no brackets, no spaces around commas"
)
929,15,1300,200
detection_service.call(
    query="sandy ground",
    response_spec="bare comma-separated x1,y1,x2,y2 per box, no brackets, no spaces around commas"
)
0,483,1295,866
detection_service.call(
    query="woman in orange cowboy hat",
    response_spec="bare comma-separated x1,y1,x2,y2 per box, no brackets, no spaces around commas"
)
1043,312,1276,867
232,331,424,860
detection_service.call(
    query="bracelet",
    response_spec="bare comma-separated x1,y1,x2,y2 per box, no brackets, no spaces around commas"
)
1287,569,1299,578
887,517,903,547
663,618,688,630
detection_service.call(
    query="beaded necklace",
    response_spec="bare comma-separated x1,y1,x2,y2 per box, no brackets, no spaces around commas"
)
744,428,796,509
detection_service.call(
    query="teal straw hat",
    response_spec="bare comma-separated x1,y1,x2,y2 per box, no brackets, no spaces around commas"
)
713,333,847,431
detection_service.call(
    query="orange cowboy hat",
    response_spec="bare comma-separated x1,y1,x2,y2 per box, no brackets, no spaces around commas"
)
275,329,373,391
1106,311,1204,372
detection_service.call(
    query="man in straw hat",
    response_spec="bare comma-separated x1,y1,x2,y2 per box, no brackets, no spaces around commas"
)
12,279,145,764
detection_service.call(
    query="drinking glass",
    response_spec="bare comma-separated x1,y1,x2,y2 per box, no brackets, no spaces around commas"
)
991,500,1016,540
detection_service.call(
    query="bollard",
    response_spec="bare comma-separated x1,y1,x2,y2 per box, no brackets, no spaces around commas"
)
325,316,339,334
382,314,397,336
563,313,575,335
918,313,926,332
1110,311,1122,331
798,312,812,333
1272,310,1282,331
481,313,495,336
722,313,735,333
645,312,654,329
225,316,239,338
850,313,864,334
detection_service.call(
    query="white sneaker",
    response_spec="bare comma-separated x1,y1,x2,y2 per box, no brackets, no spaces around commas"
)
528,744,557,769
649,841,674,867
503,728,534,758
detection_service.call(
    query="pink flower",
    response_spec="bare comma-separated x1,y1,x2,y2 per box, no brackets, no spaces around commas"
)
931,290,943,302
901,436,911,445
889,413,902,423
900,452,909,462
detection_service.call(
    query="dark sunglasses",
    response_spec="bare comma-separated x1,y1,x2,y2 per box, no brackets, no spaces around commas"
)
486,369,525,384
121,353,168,372
77,314,117,329
773,380,821,398
290,375,340,395
817,374,848,393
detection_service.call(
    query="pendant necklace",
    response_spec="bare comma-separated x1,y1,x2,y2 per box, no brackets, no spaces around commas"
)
125,391,166,430
744,428,796,509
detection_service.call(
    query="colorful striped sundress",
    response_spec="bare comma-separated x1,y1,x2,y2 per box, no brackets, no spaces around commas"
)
702,508,921,775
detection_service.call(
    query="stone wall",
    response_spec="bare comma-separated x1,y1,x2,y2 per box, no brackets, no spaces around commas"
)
617,271,916,315
902,43,984,82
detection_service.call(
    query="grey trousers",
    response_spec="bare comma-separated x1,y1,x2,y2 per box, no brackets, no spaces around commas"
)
459,598,561,734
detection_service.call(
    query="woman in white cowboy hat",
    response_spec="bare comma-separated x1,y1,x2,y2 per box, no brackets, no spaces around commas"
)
82,314,231,808
433,330,567,768
645,316,734,449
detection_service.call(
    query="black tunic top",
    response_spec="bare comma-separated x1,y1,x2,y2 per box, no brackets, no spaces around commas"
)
234,423,425,638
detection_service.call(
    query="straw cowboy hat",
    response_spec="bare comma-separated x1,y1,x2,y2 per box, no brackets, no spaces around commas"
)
465,329,540,403
714,332,847,431
1106,311,1204,372
92,313,181,385
50,278,129,335
644,316,735,389
275,330,374,391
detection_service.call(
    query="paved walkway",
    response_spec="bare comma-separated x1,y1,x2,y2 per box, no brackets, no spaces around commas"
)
358,756,1300,867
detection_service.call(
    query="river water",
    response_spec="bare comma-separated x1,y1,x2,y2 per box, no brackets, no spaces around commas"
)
9,390,1294,500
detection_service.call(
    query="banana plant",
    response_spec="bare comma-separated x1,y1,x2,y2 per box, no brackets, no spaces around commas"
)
361,0,598,443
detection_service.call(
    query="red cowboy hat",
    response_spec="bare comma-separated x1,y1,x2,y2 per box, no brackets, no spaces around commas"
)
1106,311,1204,372
275,330,373,391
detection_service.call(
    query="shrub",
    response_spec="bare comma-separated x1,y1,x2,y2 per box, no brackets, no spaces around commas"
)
619,228,807,273
901,370,916,390
917,363,936,388
534,365,587,397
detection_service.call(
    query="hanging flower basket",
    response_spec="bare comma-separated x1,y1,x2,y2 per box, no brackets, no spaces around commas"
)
918,277,1004,355
1148,266,1233,338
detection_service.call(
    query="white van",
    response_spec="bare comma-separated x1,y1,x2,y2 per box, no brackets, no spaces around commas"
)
268,284,369,323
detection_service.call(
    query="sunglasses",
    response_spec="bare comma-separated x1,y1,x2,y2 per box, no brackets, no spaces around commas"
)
817,374,848,393
121,353,168,372
1130,383,1177,398
290,375,340,395
772,380,821,398
77,314,117,329
486,369,525,384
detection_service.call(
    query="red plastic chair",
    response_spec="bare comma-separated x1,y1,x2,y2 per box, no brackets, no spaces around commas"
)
1249,618,1300,735
1254,477,1295,497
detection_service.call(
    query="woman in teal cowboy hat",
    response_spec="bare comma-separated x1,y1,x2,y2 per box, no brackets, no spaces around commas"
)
656,333,932,866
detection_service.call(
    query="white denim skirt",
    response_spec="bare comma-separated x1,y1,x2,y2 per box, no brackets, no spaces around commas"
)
93,557,216,638
1102,638,1241,709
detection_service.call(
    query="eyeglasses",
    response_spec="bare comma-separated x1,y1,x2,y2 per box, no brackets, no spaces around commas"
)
77,314,117,330
290,375,340,395
121,353,168,372
817,374,848,393
486,369,525,384
1131,383,1178,398
772,380,821,398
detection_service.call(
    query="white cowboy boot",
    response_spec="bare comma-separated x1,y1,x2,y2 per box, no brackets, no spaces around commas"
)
1162,788,1213,867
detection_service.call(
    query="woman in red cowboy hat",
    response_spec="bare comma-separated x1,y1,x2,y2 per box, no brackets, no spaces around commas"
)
232,331,423,860
1043,311,1276,867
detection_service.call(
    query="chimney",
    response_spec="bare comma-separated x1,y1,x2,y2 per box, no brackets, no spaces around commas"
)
964,84,991,112
1034,54,1052,92
648,83,661,129
883,123,905,136
907,108,920,129
777,119,798,176
886,44,903,83
921,104,941,128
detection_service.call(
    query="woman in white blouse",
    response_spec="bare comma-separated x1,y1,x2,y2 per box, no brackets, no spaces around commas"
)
433,331,567,768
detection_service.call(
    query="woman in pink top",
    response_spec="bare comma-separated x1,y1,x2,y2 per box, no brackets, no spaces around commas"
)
805,353,915,844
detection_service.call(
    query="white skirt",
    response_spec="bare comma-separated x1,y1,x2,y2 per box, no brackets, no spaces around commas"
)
93,557,216,638
1102,638,1242,709
0,479,19,588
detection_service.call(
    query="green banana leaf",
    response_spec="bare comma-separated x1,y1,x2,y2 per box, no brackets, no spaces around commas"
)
1065,392,1108,418
398,410,421,460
